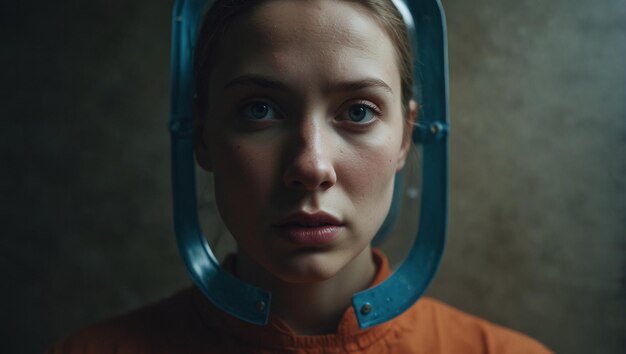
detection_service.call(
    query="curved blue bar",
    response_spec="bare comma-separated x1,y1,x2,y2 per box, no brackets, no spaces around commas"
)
169,0,448,328
352,0,449,328
169,0,271,325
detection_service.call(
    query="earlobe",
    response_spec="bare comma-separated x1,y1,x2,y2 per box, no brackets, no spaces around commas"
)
193,102,213,172
396,100,418,171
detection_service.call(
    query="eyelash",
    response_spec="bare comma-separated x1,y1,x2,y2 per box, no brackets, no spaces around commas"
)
235,97,286,125
331,101,382,132
239,100,279,121
344,101,382,120
235,99,383,125
352,101,382,115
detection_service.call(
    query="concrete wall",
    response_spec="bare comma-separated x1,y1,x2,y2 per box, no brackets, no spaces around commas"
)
2,0,624,353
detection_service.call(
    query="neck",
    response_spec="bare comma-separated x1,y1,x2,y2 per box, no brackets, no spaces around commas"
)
235,246,377,335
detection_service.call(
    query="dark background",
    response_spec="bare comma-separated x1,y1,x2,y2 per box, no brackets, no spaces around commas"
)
2,0,625,353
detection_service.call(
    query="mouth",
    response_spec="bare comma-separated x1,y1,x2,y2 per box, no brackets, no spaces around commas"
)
274,211,342,227
273,211,343,245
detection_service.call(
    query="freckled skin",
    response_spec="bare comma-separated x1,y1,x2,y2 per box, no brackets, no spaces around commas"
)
196,0,414,285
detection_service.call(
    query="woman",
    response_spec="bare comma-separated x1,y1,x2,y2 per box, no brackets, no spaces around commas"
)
48,0,552,352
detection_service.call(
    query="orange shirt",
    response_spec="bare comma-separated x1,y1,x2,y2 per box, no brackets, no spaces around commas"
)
47,250,552,353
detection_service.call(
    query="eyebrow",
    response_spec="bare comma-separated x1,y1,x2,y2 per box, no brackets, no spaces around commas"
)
225,75,289,91
334,78,393,94
224,74,393,94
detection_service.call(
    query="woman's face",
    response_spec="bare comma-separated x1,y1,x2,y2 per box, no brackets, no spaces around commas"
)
196,0,414,283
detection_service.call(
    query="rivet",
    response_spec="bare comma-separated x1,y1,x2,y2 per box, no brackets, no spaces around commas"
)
361,303,373,315
430,122,441,134
256,301,266,311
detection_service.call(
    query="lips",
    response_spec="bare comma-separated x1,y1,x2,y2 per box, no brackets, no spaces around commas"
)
275,211,342,227
273,211,343,245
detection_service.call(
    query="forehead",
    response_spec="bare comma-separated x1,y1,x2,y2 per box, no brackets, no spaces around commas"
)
239,0,385,52
212,0,399,91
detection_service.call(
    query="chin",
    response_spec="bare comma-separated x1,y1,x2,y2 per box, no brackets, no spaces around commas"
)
268,252,346,284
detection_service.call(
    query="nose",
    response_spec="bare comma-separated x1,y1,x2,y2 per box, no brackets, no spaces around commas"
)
283,121,337,191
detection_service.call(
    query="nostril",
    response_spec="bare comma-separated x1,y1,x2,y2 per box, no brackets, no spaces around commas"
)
283,136,337,191
283,163,336,191
319,180,333,190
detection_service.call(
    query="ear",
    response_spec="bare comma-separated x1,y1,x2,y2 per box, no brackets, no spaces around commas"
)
193,99,213,172
396,99,418,171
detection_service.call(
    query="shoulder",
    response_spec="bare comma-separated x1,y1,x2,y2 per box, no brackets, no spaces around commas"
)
396,296,553,354
45,287,215,354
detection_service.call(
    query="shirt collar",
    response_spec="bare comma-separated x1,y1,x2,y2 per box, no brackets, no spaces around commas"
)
192,248,394,351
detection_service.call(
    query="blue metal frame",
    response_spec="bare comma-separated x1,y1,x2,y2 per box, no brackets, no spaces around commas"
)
169,0,449,328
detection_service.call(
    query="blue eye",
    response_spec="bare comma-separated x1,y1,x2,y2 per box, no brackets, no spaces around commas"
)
345,104,377,123
242,102,276,120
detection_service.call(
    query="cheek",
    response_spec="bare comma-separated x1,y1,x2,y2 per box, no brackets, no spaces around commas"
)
210,137,279,219
340,136,401,222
